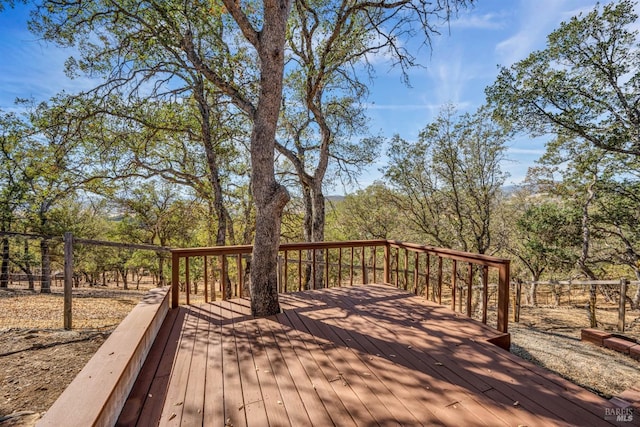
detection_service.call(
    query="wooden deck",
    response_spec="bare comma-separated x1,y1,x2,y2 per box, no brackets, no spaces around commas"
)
117,284,629,426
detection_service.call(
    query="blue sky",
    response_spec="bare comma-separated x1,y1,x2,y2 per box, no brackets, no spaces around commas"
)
0,0,622,192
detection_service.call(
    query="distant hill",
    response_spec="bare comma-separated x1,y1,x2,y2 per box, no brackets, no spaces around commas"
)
326,195,346,203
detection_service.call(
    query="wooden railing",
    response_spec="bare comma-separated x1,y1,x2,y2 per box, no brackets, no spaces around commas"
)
170,240,511,333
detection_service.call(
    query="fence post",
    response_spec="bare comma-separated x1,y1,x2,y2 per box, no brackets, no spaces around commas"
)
618,277,628,332
63,232,73,330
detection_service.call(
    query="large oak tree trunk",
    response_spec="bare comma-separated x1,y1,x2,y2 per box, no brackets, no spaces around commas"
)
249,0,291,317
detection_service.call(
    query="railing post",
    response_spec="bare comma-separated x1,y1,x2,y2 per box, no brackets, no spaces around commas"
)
63,232,73,330
171,251,179,308
383,243,390,285
497,261,510,333
618,277,628,332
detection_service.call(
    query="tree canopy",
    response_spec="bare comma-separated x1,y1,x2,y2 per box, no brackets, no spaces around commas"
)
486,0,640,157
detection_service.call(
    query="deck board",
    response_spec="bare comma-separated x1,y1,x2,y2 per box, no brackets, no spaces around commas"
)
120,284,626,426
202,299,225,425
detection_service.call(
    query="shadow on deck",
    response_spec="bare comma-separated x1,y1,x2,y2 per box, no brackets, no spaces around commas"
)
76,284,630,426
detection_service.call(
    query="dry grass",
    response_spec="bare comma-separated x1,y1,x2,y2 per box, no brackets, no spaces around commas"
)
0,286,151,331
510,304,640,399
0,284,155,424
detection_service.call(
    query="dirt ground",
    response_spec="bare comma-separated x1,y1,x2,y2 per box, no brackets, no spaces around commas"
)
0,286,639,426
511,304,640,399
0,286,150,426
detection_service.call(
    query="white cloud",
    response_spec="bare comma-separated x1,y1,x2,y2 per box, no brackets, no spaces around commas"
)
495,1,623,67
508,147,546,156
449,12,507,30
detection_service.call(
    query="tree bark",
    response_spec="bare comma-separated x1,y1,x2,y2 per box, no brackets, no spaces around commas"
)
0,237,9,288
577,174,598,327
40,239,51,294
157,252,165,287
249,0,291,317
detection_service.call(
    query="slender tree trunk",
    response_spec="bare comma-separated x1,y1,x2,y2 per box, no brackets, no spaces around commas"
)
250,1,291,316
577,174,598,327
40,239,51,294
302,184,313,289
194,78,233,298
157,253,165,287
632,270,640,310
311,183,326,287
120,268,129,290
528,272,542,306
0,237,9,288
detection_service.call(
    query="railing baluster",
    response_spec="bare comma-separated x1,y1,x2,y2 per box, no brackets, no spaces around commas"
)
214,258,218,301
451,260,457,312
350,247,354,286
204,255,209,303
221,255,227,300
167,240,510,336
425,253,430,300
361,246,366,285
403,248,408,291
338,247,343,287
312,248,317,290
298,250,302,292
437,257,443,305
284,250,289,293
237,254,242,298
482,265,489,324
395,248,399,288
372,246,377,283
383,244,390,285
185,257,190,305
171,252,179,308
325,248,330,288
467,263,473,317
414,251,419,295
